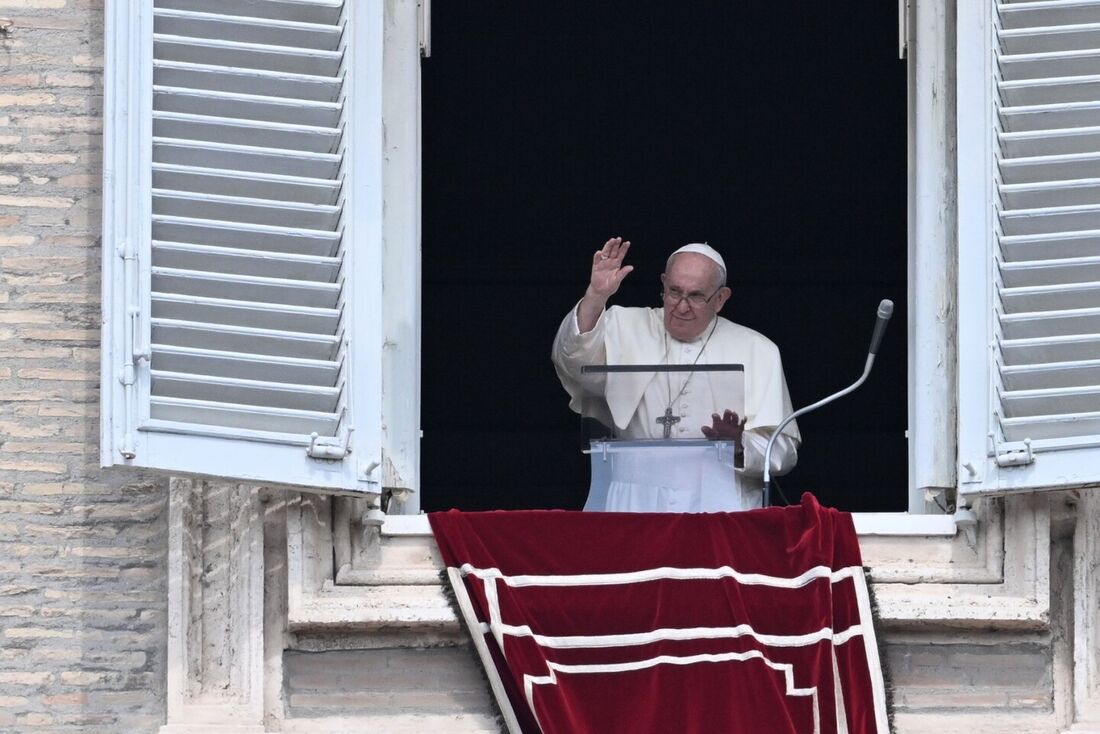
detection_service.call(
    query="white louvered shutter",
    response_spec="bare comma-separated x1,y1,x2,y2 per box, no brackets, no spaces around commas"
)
102,0,384,494
958,0,1100,495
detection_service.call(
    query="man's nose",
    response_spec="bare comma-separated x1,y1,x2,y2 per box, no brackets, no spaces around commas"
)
675,298,693,314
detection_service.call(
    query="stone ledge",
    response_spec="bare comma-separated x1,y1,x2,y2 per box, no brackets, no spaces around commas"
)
160,727,265,734
288,583,460,633
281,713,501,734
287,581,1048,635
892,712,1061,734
874,586,1048,631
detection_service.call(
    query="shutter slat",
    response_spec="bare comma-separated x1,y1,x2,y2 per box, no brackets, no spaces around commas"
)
150,395,339,434
1002,358,1100,388
152,189,341,230
1002,307,1100,339
1000,48,1100,81
153,35,342,76
1001,202,1100,234
1001,151,1100,183
153,86,341,127
1002,178,1100,207
151,370,341,412
152,164,340,205
1002,411,1100,441
152,319,340,360
154,139,340,179
152,216,340,257
154,61,341,102
151,344,339,387
999,1,1100,31
153,9,342,51
151,292,340,333
154,0,343,25
1001,229,1100,259
1003,332,1100,363
1001,280,1100,311
152,241,340,280
1000,24,1100,55
1001,126,1100,157
1001,254,1100,284
151,267,341,308
1001,100,1100,131
1000,75,1100,106
152,112,340,153
1002,383,1100,415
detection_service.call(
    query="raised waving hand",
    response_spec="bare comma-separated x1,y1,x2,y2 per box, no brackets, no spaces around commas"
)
587,237,634,298
577,237,633,333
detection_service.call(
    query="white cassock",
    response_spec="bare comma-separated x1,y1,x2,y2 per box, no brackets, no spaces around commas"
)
553,304,800,513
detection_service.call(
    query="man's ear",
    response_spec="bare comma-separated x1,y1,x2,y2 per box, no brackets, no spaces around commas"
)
714,286,732,312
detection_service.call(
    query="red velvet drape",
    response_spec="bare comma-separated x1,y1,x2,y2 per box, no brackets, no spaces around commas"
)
430,494,888,734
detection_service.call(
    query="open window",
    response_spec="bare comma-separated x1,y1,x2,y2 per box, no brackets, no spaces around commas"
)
101,0,386,494
419,3,909,514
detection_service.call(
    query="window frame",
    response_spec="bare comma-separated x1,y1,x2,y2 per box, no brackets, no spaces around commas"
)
389,0,955,520
907,0,959,514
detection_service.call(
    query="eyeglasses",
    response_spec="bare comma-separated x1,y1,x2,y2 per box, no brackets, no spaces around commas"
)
660,287,723,308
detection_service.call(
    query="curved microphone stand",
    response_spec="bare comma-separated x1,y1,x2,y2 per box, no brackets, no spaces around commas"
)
761,299,894,508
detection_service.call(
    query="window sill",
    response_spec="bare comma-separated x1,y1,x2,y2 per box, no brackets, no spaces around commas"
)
378,510,954,539
851,512,956,536
380,511,958,537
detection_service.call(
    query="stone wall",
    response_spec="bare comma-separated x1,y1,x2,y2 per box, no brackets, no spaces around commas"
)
284,647,498,733
887,636,1056,714
0,1,169,731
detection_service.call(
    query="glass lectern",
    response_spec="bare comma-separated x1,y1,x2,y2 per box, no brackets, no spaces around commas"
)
578,364,751,512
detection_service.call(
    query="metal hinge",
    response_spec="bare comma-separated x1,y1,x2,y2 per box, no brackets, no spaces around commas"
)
117,240,147,460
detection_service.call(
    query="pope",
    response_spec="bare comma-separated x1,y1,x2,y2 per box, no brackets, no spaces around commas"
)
552,237,801,512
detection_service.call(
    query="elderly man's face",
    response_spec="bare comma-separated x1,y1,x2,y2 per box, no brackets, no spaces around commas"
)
661,252,731,342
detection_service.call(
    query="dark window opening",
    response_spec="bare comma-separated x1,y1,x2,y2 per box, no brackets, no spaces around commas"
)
421,2,907,513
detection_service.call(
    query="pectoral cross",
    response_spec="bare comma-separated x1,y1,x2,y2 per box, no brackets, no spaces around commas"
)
656,407,681,439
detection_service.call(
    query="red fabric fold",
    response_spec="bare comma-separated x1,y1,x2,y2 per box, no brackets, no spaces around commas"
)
430,493,887,734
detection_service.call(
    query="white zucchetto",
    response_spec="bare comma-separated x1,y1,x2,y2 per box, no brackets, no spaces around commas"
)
666,243,726,272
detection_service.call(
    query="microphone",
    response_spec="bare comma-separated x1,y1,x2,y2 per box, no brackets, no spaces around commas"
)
869,299,894,356
761,299,894,507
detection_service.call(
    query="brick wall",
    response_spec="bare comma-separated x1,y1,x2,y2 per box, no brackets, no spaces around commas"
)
0,2,169,732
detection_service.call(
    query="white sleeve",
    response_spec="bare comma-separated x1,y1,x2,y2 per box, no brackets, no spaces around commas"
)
552,302,608,380
738,428,798,478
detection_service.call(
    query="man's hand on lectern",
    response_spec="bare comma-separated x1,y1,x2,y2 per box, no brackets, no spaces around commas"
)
701,410,746,444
